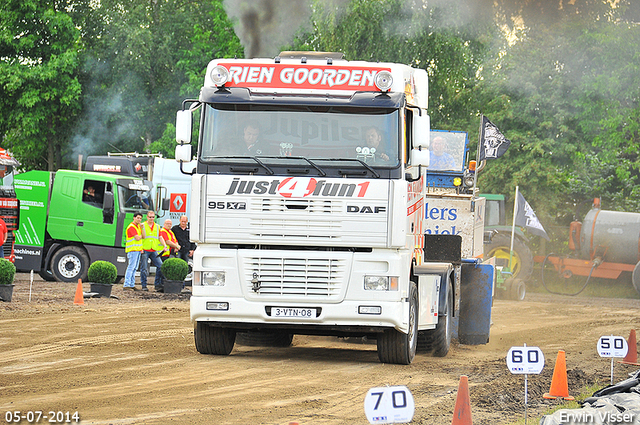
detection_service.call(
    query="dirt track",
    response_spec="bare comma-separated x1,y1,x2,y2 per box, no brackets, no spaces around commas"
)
1,274,639,425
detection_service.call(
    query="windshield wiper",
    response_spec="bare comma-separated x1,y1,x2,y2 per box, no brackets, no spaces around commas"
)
283,157,327,177
217,156,275,175
325,158,380,178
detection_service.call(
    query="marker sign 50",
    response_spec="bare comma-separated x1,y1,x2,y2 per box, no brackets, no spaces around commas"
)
597,335,628,358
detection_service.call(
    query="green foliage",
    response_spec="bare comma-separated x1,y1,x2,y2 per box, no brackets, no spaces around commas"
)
0,0,83,171
87,260,117,285
74,0,243,158
476,12,640,237
161,257,189,282
0,259,16,285
2,0,639,251
290,0,493,130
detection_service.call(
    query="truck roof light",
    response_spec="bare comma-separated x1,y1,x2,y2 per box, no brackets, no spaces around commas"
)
210,65,230,87
374,71,393,91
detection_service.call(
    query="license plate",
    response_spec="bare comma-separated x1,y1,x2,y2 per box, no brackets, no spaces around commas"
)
271,307,317,318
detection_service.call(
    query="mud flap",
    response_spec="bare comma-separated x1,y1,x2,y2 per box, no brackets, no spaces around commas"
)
457,262,493,345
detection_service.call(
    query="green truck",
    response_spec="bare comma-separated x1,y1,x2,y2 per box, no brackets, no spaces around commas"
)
13,169,154,282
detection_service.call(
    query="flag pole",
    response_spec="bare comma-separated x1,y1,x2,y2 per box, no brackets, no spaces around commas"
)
473,115,483,193
509,186,519,273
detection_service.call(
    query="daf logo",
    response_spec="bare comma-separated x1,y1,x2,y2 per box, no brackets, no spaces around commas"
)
346,205,386,213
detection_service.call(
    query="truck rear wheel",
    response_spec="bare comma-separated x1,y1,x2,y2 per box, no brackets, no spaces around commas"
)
376,282,418,365
50,246,89,282
485,233,533,281
194,322,236,355
417,279,452,357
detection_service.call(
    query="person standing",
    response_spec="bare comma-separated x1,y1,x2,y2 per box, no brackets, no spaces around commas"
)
0,217,7,259
140,211,167,292
172,215,194,263
123,212,144,290
160,219,180,259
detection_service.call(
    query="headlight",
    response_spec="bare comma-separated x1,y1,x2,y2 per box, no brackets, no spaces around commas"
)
210,65,230,87
364,276,398,291
374,71,393,91
202,271,226,286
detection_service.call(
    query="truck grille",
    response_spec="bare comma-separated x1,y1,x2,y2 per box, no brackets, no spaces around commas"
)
242,255,346,299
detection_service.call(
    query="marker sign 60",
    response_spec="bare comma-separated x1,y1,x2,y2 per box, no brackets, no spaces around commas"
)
506,346,545,374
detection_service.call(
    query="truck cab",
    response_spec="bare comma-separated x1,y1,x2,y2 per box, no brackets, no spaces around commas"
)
14,170,154,282
0,148,19,262
175,52,493,364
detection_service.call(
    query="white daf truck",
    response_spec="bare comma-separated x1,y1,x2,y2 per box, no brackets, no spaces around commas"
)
175,52,493,364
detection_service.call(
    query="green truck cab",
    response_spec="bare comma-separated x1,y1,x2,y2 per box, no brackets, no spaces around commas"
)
13,169,153,282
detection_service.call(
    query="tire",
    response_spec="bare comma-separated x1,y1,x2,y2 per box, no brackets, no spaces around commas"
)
194,322,236,355
485,233,533,281
417,279,452,357
510,279,526,301
236,331,294,347
632,262,640,295
50,246,90,282
377,281,418,365
38,269,56,282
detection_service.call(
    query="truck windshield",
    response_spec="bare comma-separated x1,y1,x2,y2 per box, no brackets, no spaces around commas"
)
200,104,399,167
118,184,154,212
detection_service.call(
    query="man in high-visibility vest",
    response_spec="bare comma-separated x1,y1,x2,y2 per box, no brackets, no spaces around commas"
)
123,212,144,290
160,219,180,259
140,211,167,292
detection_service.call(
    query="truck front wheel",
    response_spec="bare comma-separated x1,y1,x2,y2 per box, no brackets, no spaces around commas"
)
194,322,236,355
50,246,89,282
417,279,452,357
376,281,418,365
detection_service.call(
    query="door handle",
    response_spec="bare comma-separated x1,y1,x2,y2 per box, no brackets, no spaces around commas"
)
77,222,84,227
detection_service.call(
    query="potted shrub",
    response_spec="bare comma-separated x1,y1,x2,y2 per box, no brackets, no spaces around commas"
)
87,260,117,298
0,258,16,302
160,257,189,294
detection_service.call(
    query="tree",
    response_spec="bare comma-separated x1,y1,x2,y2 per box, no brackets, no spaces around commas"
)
0,0,83,171
75,0,242,159
475,7,640,235
289,0,493,132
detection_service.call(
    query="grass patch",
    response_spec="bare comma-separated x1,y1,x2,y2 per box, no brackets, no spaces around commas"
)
503,383,606,425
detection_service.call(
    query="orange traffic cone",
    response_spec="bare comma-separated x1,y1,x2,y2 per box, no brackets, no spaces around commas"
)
451,375,472,425
543,350,574,400
74,279,84,305
619,329,640,366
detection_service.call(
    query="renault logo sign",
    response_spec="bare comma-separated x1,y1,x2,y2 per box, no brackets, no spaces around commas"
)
170,193,187,213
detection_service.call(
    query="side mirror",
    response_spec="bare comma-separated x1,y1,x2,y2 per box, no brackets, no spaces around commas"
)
175,144,192,162
176,110,192,144
161,198,170,211
413,113,430,149
410,148,430,167
103,191,115,224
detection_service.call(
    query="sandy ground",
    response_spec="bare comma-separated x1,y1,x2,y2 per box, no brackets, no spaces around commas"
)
1,273,639,425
